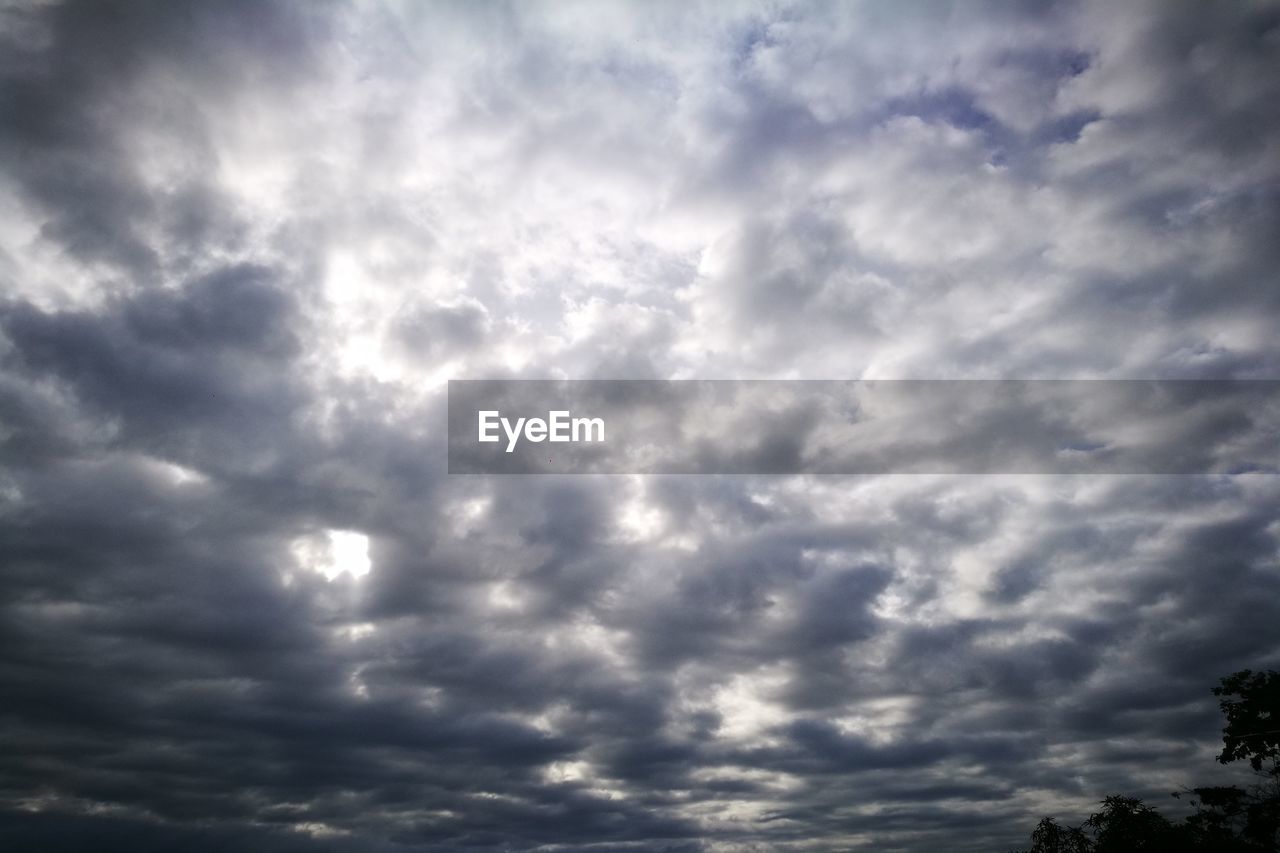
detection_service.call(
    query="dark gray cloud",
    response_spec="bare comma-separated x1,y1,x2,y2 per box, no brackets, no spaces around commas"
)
1,1,1279,851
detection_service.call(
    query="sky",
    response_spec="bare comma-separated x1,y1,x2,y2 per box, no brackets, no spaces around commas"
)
1,1,1279,851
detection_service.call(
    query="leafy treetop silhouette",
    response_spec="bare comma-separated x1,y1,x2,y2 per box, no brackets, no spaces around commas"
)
1012,669,1280,853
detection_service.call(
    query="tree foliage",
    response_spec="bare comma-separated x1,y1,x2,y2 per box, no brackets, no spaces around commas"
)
1011,670,1280,853
1215,670,1280,775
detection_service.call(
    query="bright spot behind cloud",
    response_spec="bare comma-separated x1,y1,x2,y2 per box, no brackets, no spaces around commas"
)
292,529,372,581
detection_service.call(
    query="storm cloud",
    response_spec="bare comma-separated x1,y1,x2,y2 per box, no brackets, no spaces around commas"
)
2,1,1279,851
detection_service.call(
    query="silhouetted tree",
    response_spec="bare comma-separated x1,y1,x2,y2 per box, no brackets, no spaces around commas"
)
1028,816,1091,852
1215,670,1280,776
1084,795,1177,851
1177,784,1275,852
1011,669,1280,853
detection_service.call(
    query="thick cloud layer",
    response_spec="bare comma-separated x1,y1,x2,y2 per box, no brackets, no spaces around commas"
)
1,1,1279,851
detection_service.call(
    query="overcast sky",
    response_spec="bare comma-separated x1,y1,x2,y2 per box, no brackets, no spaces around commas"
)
2,1,1279,851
